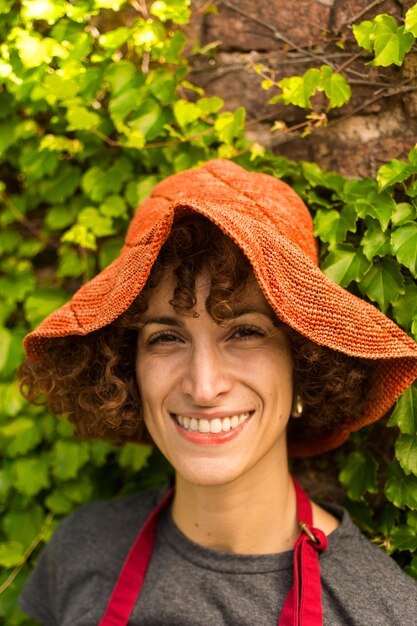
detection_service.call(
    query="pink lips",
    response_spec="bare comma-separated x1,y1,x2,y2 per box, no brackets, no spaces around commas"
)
172,414,253,446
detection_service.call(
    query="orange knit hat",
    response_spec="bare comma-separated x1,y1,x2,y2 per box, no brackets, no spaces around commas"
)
24,159,417,456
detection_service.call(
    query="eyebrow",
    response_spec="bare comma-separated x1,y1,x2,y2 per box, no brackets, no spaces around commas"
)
140,316,184,327
140,307,276,327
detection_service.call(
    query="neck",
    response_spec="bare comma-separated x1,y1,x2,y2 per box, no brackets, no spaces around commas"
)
171,458,298,555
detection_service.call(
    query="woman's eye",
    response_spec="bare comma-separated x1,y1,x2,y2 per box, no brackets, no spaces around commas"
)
147,332,183,346
231,325,265,340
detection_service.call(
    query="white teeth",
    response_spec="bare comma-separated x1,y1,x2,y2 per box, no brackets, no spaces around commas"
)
175,412,250,434
198,419,210,433
210,419,222,434
222,417,231,432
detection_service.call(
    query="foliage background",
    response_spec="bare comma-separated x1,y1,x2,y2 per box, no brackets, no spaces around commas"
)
1,1,417,623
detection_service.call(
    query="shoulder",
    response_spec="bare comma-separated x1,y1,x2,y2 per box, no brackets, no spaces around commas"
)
19,488,164,626
321,507,417,625
56,488,160,547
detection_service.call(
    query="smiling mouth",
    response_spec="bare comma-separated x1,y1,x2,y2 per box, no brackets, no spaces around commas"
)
172,412,252,434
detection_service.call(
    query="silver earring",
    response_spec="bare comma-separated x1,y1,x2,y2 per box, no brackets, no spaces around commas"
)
291,395,303,418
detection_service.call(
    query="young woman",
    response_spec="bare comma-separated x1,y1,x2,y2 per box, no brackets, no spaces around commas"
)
19,159,417,625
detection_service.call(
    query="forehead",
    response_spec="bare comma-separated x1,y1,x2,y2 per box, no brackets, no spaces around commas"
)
144,268,274,317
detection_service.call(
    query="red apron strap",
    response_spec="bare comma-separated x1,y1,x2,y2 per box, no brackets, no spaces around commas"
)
278,478,328,626
98,478,327,626
98,487,174,626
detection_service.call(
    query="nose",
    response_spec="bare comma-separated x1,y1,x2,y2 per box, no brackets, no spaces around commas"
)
180,339,232,405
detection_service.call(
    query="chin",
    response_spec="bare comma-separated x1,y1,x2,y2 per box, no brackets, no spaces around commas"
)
175,458,247,488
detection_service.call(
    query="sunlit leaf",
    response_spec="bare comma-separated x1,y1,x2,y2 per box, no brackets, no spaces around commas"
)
370,15,413,66
405,3,417,36
377,159,417,191
319,65,351,109
275,68,321,109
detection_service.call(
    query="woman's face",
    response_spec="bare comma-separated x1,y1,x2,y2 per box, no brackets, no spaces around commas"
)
135,270,293,488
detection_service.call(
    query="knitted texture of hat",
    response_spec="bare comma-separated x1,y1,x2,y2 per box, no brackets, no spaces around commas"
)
23,159,417,456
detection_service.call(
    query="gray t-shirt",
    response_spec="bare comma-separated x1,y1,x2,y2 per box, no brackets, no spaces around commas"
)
19,489,417,625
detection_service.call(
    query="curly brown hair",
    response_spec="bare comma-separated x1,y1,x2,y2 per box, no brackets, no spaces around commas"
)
19,214,377,449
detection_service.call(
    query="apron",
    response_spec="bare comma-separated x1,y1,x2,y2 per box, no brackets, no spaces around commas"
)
98,477,328,626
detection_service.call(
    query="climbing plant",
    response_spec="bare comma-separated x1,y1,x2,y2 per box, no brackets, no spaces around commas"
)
0,1,417,624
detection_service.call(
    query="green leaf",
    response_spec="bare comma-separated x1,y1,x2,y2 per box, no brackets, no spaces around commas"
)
275,68,321,109
396,434,417,476
0,327,12,372
173,99,201,128
0,541,25,568
24,288,68,328
388,385,417,434
12,455,50,496
46,204,77,230
391,222,417,277
43,73,80,100
377,159,417,191
99,238,124,270
360,220,392,261
321,244,371,287
370,15,414,67
57,246,84,278
61,474,93,504
385,461,417,509
149,71,177,105
405,3,417,36
45,490,74,514
318,65,351,109
105,61,142,96
353,20,374,51
391,202,416,227
2,506,43,547
67,106,100,131
125,175,159,208
99,195,127,218
214,108,245,145
118,443,152,472
339,451,378,500
52,440,90,480
38,162,81,203
61,224,97,251
0,327,24,378
99,27,130,50
344,179,395,231
1,417,42,457
150,0,191,24
21,0,66,23
358,257,405,313
392,278,417,330
314,204,357,244
196,96,224,116
389,525,417,553
78,207,115,238
0,381,25,418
